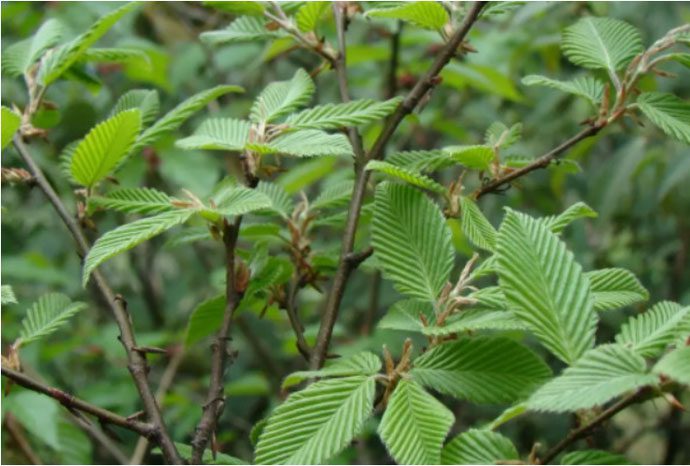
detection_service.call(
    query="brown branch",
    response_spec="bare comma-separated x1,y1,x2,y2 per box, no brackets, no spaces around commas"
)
2,365,154,437
285,276,311,361
68,410,129,465
474,123,605,199
12,136,183,465
309,2,486,370
539,386,656,464
190,217,243,464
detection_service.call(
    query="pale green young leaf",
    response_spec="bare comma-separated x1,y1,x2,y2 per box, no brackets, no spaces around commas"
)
442,429,519,465
460,196,497,252
443,145,494,170
250,130,353,157
254,376,375,464
636,92,690,145
527,344,657,412
255,181,294,218
561,450,634,465
412,337,551,404
135,85,244,153
311,180,355,211
366,2,449,30
295,2,329,32
483,403,527,431
208,185,273,218
88,188,176,215
70,109,142,188
615,302,690,357
372,183,454,302
561,17,643,75
541,201,598,234
387,150,454,172
485,122,522,149
653,346,690,385
200,16,283,45
1,18,64,77
283,352,381,389
18,293,86,346
496,210,597,364
366,160,446,194
522,75,604,107
186,294,224,346
175,118,251,151
1,106,21,149
250,68,315,123
38,3,138,85
286,97,402,130
83,210,193,286
379,379,454,465
1,285,17,305
586,268,649,311
111,89,160,127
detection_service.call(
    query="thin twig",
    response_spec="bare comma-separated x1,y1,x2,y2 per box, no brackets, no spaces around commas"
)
309,2,486,370
285,276,311,360
68,410,129,465
12,136,182,465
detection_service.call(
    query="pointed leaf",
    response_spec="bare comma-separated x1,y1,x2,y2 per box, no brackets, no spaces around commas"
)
295,2,329,32
283,352,381,389
653,346,690,386
443,145,494,170
18,293,86,346
250,69,315,123
636,92,690,145
460,196,497,252
1,18,64,77
587,268,649,311
388,150,454,172
256,181,294,218
442,429,519,465
1,285,17,305
251,129,353,157
366,2,449,30
286,97,402,130
175,118,251,151
1,106,21,149
209,185,274,218
200,16,284,45
366,160,446,194
522,75,604,107
615,302,690,357
111,89,160,126
88,187,176,215
541,201,597,234
485,122,522,149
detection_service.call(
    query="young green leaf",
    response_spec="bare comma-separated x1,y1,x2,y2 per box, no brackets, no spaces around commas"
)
482,403,528,431
365,2,449,30
522,75,604,107
615,302,690,357
496,209,598,365
254,376,375,464
78,47,151,70
286,97,402,130
460,196,497,252
250,130,353,157
38,3,138,85
372,182,454,302
111,89,160,127
283,352,381,389
378,379,454,465
540,201,597,234
83,210,193,286
200,16,284,45
636,92,690,145
88,188,176,215
255,181,294,219
1,106,21,149
311,180,355,211
69,109,142,188
208,185,274,218
411,337,551,404
441,429,519,465
561,17,643,75
186,294,225,346
485,122,522,149
653,346,690,386
560,450,634,465
443,145,494,170
1,18,64,77
175,118,251,151
18,293,86,346
527,344,657,412
250,69,315,124
295,2,329,32
1,285,17,305
366,160,446,194
387,150,454,172
586,268,649,311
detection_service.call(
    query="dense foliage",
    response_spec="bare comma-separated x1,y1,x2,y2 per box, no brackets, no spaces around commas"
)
2,2,689,465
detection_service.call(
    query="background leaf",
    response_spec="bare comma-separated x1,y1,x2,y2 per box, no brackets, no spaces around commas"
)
18,293,86,346
442,429,519,465
615,301,690,357
636,92,690,145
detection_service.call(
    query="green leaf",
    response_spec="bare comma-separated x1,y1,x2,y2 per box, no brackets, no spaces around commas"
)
587,268,649,312
83,210,193,286
18,293,86,346
69,109,142,188
256,181,294,218
653,346,690,385
251,130,353,157
661,52,690,69
541,201,598,234
254,376,376,464
561,17,643,76
442,429,519,465
372,182,454,302
483,403,528,431
283,352,381,389
203,1,265,16
311,180,354,211
1,106,21,149
636,92,690,145
1,285,17,305
111,89,160,127
186,294,225,346
78,47,151,69
4,391,61,449
295,2,329,32
250,68,314,124
200,16,283,45
366,160,446,194
485,122,522,149
615,302,690,357
366,2,449,30
208,185,273,219
412,337,551,404
379,379,454,465
522,75,604,107
88,187,176,215
155,442,245,465
58,421,92,465
387,150,454,172
1,18,64,77
460,196,497,252
561,450,634,465
443,145,494,170
175,118,251,151
38,3,138,85
135,85,244,153
527,344,657,412
496,209,597,364
286,97,402,130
